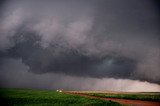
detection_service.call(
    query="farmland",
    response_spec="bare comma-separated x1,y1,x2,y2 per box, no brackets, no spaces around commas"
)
0,88,122,106
0,88,160,106
84,92,160,101
65,91,160,106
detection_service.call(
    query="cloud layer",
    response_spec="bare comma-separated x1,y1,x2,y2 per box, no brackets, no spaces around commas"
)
0,58,159,92
0,0,160,91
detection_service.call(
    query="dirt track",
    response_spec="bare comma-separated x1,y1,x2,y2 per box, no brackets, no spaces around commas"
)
64,92,160,106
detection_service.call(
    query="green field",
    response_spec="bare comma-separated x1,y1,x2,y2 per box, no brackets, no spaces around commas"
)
0,88,122,106
85,92,160,101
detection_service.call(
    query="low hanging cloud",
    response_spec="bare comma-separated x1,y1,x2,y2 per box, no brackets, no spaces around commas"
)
0,0,160,91
0,58,159,92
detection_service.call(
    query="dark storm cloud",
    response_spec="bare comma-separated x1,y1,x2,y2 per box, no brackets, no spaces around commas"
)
0,32,136,79
0,0,160,86
0,58,159,91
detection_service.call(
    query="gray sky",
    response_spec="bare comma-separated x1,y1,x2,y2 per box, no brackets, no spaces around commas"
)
0,0,160,91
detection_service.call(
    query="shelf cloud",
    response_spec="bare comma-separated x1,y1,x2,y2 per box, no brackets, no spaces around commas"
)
0,0,160,91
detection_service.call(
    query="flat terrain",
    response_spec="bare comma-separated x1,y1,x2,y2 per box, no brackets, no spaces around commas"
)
77,91,160,101
0,88,122,106
65,91,160,106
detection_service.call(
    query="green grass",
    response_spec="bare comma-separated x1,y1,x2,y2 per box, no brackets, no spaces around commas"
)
0,88,123,106
86,92,160,101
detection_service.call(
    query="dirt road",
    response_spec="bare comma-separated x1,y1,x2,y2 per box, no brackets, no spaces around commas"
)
64,92,160,106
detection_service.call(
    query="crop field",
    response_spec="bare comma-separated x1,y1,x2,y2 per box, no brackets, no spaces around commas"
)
0,88,122,106
65,91,160,106
68,91,160,101
83,92,160,101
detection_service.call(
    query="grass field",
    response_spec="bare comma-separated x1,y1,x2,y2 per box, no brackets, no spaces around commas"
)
84,92,160,101
0,88,122,106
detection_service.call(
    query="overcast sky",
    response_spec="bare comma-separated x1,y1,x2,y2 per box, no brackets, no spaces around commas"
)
0,0,160,92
